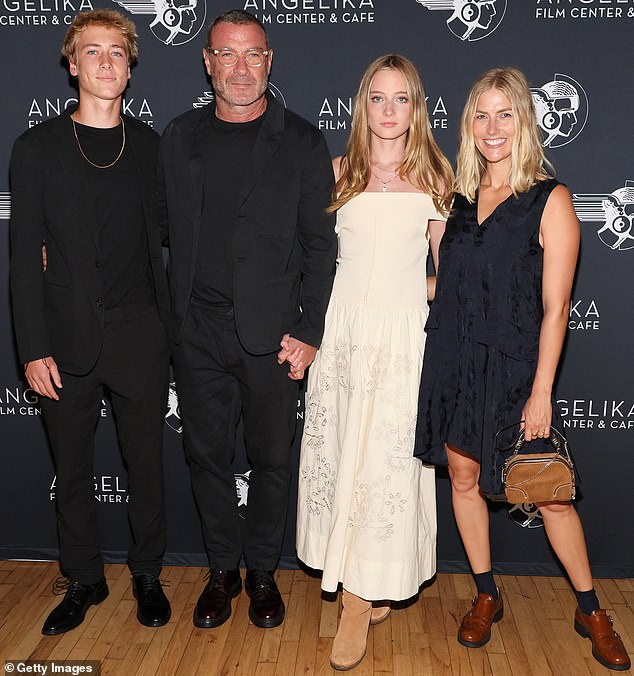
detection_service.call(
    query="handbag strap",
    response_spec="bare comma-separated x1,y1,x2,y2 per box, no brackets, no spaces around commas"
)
496,422,574,466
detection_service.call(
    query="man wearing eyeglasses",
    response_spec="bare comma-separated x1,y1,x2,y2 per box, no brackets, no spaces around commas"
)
157,9,336,629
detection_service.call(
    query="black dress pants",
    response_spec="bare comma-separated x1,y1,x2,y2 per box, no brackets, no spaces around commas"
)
40,303,169,584
173,301,299,571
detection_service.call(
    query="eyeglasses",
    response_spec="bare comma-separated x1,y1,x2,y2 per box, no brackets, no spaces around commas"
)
206,48,270,67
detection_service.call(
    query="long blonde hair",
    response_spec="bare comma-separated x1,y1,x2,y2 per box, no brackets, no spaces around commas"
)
455,67,554,202
330,54,454,214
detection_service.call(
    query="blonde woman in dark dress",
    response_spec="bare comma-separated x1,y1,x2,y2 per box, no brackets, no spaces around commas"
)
413,68,630,671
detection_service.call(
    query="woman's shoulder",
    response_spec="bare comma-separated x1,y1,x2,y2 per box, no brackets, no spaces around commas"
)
534,177,565,196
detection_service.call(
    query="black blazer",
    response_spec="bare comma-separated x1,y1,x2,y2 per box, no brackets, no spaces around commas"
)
157,95,337,354
10,108,170,375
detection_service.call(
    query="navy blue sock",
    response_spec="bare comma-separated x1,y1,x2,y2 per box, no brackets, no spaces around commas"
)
575,588,600,615
474,571,498,599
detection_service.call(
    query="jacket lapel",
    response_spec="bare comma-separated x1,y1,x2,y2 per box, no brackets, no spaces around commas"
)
237,95,285,208
185,109,210,221
125,118,154,230
51,109,102,253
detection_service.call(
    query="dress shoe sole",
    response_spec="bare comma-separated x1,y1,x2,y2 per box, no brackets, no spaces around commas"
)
247,600,285,629
193,580,242,629
136,607,172,628
42,585,109,636
457,606,504,648
574,619,632,671
330,649,366,671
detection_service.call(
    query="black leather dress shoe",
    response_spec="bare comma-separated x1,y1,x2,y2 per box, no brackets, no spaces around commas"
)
132,574,171,627
42,578,109,635
193,569,242,628
245,570,285,629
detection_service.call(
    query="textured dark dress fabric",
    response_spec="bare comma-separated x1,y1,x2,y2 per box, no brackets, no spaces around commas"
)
413,178,566,497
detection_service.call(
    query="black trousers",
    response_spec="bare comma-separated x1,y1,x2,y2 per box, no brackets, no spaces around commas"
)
173,301,299,571
40,303,169,584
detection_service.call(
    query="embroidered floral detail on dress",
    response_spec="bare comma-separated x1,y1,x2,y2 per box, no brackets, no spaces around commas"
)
386,492,407,515
299,452,337,516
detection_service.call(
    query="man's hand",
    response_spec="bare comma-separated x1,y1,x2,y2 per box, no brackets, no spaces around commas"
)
25,356,62,400
277,334,317,381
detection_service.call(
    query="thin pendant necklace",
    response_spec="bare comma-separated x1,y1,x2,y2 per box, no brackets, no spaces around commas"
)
370,163,402,192
72,115,126,169
370,160,402,192
370,170,398,193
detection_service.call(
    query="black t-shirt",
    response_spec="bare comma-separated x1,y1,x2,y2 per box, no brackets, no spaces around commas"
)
193,113,263,305
74,120,154,310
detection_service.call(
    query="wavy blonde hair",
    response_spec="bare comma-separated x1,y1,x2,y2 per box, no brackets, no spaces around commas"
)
330,54,453,214
455,67,553,202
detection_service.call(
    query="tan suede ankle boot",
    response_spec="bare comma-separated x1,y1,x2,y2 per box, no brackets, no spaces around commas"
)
370,604,391,625
329,589,372,671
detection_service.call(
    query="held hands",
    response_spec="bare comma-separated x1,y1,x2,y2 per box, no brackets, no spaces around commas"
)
25,356,62,400
521,391,552,442
277,334,317,381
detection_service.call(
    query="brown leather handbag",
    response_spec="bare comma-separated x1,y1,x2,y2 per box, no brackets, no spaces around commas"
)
499,426,575,504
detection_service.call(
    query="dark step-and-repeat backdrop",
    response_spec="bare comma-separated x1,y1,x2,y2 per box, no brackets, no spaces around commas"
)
1,2,632,577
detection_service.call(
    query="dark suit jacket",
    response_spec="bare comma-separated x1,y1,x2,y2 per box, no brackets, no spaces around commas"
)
10,107,170,375
157,95,337,354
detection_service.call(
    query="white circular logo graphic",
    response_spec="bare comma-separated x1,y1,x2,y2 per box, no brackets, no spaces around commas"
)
531,73,588,149
508,502,544,529
113,0,207,46
573,181,634,252
235,471,250,519
165,382,183,433
415,0,507,42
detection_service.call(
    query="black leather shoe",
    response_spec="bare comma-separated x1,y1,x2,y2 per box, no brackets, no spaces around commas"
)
132,574,171,627
42,578,109,635
245,570,284,629
193,569,242,628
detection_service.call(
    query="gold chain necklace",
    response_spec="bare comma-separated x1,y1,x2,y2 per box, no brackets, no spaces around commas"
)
72,115,126,169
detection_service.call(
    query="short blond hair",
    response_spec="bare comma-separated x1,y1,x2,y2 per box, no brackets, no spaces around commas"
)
455,67,553,202
62,9,138,65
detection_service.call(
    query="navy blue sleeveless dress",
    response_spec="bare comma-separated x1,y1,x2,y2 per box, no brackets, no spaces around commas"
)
413,179,566,496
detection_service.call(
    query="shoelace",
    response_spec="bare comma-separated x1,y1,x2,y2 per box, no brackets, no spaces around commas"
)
249,570,275,592
51,577,89,603
204,569,234,590
133,574,170,596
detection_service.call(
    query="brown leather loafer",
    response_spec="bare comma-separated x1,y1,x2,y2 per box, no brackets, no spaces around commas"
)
193,569,242,628
574,607,631,671
458,591,503,648
245,570,285,629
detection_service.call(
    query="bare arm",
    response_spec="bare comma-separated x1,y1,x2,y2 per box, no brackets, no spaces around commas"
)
426,218,445,301
522,185,580,441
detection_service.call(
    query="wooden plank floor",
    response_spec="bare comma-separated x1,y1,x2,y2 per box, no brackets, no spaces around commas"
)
0,561,631,675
